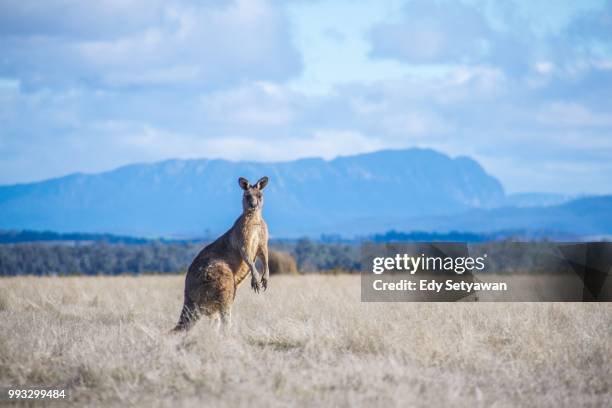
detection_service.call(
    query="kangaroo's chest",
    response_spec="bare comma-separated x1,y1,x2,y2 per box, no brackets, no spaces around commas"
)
232,220,262,285
240,224,261,257
233,216,264,259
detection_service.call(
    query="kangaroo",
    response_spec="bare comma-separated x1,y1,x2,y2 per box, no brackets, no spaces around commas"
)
172,176,270,332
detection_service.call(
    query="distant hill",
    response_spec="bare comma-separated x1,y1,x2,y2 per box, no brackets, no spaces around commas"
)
0,148,505,237
503,192,574,208
427,195,612,237
329,196,612,239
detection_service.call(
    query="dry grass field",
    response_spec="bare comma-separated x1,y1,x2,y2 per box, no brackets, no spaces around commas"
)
0,275,610,407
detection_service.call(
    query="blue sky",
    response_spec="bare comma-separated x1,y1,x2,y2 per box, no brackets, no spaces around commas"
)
0,0,611,194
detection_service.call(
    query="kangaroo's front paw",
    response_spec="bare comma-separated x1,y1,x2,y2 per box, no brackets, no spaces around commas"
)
251,277,261,293
260,276,268,291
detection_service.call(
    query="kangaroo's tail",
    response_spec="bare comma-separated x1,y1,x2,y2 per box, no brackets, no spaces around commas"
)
171,297,200,332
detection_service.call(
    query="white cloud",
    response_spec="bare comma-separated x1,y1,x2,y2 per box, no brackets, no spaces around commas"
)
0,0,302,89
369,1,492,64
534,61,555,74
199,82,299,126
537,102,612,127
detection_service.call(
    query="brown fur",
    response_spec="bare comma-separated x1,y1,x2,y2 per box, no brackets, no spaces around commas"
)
172,176,270,332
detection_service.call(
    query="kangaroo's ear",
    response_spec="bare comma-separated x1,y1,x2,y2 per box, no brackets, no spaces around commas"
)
255,176,269,190
238,177,250,190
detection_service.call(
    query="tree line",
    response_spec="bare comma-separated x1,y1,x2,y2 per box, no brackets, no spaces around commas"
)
0,239,348,276
0,238,582,276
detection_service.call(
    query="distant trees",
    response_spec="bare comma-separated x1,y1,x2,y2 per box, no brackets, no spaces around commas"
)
0,236,578,276
0,243,303,276
0,243,199,276
469,240,573,274
292,238,360,272
0,239,352,276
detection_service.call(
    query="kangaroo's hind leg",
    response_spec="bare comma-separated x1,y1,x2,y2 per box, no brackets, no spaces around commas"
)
219,306,232,333
208,261,235,333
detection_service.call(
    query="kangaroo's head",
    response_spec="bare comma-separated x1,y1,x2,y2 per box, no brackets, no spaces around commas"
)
238,176,269,212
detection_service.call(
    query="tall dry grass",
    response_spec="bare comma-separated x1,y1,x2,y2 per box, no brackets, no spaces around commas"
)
0,275,610,407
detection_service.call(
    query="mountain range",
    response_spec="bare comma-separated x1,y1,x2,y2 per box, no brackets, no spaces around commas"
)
0,148,608,238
